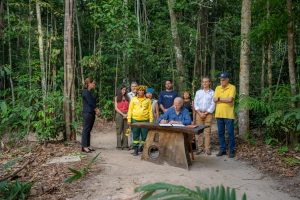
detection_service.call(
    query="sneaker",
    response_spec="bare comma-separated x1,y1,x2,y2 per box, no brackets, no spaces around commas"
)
229,151,235,158
205,150,211,155
216,151,226,156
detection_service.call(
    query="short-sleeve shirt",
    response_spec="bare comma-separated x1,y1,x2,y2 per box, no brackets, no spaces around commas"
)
158,90,178,110
214,84,236,119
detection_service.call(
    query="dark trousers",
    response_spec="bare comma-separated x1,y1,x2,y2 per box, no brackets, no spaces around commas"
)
216,118,235,153
115,113,129,148
131,119,149,147
81,113,95,147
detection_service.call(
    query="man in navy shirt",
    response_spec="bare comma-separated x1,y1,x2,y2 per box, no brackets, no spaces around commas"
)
158,97,191,125
158,80,178,113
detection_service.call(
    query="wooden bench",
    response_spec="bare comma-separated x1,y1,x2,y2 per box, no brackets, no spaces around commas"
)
130,122,207,170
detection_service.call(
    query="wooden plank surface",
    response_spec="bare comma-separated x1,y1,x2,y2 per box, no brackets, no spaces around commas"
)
141,130,189,169
130,122,207,135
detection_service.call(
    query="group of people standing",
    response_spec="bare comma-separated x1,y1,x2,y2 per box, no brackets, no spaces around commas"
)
81,72,236,158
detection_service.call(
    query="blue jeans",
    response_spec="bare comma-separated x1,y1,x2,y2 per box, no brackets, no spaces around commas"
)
216,118,235,153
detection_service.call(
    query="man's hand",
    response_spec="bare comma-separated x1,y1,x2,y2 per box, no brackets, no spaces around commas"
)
169,120,181,124
160,119,168,124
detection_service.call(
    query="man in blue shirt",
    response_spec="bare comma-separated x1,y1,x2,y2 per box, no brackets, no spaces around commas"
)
158,80,178,113
158,97,192,125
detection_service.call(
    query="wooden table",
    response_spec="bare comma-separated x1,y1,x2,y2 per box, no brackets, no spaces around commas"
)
130,122,207,170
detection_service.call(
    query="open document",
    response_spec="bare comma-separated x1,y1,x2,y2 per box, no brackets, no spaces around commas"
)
159,123,185,127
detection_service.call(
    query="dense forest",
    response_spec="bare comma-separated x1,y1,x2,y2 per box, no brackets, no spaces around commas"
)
0,0,299,147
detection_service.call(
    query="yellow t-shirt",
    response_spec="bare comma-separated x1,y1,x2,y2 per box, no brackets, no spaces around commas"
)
214,84,236,119
127,96,153,123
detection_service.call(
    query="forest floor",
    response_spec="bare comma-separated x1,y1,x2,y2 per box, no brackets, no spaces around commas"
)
0,119,299,200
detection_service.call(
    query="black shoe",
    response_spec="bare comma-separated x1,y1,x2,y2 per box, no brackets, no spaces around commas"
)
216,151,226,156
82,147,92,153
133,146,139,156
88,147,95,151
229,151,235,158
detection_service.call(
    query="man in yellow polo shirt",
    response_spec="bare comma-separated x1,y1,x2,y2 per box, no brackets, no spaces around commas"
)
214,72,236,158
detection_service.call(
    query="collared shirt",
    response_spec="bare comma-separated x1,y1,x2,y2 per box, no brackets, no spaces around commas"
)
127,96,153,123
157,107,191,125
127,92,136,100
214,83,236,119
194,89,215,113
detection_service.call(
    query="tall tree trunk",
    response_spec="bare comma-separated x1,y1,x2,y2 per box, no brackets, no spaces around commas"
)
167,0,185,94
287,0,298,146
193,9,201,93
36,2,47,98
123,0,129,81
63,0,76,140
0,1,4,36
287,0,297,98
261,43,265,95
238,0,251,136
267,0,272,102
136,0,141,42
211,23,217,80
28,0,32,90
7,1,15,105
75,2,84,86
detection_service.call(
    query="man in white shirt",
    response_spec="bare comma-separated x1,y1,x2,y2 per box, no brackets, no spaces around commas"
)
194,77,215,155
127,81,138,100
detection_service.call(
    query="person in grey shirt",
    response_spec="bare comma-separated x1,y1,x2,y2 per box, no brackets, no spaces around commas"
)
194,77,215,155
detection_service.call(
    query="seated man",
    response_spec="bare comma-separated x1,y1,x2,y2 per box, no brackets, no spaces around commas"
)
157,97,192,125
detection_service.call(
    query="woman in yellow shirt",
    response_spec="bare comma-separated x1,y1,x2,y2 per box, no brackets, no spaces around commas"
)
127,85,153,156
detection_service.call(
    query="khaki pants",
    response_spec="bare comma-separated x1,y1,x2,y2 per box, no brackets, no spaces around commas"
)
195,113,213,151
115,113,129,148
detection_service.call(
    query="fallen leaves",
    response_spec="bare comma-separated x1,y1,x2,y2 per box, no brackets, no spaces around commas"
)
0,141,97,199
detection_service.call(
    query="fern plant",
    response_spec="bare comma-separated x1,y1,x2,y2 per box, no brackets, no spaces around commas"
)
0,180,33,200
64,153,100,183
135,182,247,200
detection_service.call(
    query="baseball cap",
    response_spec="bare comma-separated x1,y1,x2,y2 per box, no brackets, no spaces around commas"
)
219,72,230,79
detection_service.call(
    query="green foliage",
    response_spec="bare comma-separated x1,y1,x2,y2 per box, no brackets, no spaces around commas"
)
294,144,300,152
277,146,288,155
0,180,33,200
0,89,65,142
264,137,279,146
239,86,300,145
0,158,22,172
135,182,247,200
283,157,300,166
64,153,100,183
32,91,64,141
245,132,256,145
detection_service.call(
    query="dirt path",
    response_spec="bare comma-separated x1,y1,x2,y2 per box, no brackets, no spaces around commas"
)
70,122,297,200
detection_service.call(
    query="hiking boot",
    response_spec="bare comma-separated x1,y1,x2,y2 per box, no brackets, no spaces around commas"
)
229,151,235,158
216,151,226,156
133,146,139,156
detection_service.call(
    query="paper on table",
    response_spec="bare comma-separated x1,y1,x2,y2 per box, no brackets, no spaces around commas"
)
159,123,185,127
170,124,185,127
159,123,172,127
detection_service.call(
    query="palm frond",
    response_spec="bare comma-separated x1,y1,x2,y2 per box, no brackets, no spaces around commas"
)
135,182,246,200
